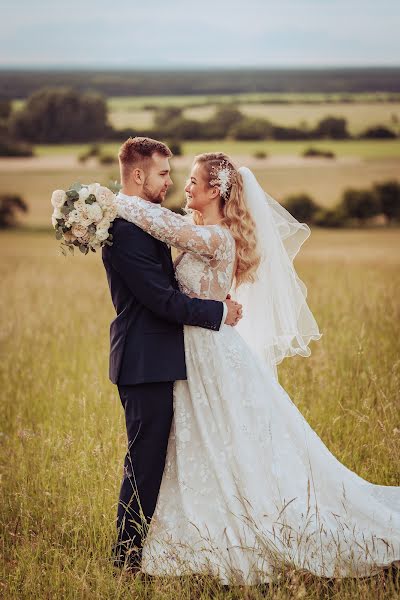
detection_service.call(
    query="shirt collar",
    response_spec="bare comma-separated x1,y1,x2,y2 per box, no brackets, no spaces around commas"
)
117,191,135,201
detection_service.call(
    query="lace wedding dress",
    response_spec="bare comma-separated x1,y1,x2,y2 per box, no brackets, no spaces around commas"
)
115,196,400,585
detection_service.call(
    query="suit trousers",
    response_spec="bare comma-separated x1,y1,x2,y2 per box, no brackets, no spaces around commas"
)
116,381,174,563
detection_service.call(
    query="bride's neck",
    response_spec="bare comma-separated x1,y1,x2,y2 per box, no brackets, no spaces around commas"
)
200,204,224,226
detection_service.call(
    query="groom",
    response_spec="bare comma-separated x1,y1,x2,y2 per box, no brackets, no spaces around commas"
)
102,137,242,571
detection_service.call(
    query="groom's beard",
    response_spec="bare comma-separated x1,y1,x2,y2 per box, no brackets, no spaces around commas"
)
143,182,166,204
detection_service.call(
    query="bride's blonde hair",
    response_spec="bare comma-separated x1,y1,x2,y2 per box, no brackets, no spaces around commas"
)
190,152,260,287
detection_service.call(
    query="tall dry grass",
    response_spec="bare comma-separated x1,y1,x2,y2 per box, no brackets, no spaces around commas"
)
0,229,399,599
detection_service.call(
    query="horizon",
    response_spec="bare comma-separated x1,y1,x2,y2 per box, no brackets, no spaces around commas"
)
1,65,400,72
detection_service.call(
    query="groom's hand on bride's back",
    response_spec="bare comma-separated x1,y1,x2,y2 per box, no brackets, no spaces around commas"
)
225,294,243,326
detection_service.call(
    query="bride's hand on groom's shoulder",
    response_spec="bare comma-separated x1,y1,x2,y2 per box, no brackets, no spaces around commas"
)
225,294,243,327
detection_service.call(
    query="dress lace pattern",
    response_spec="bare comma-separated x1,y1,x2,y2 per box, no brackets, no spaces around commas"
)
116,196,400,585
115,195,235,301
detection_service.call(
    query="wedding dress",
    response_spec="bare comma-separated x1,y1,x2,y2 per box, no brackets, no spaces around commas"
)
115,193,400,585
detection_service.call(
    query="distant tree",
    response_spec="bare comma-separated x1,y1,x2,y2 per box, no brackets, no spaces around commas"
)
204,105,244,138
167,140,183,156
160,117,202,140
313,208,347,228
153,106,183,128
283,194,319,223
230,117,272,140
373,180,400,222
360,125,397,139
0,137,33,157
253,150,267,159
98,152,117,165
313,116,350,139
302,147,335,158
78,143,101,163
340,188,381,223
10,87,109,143
272,125,310,140
0,194,28,228
214,105,243,129
0,99,12,120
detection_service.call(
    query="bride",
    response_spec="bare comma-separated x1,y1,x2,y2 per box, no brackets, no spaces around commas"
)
114,152,400,585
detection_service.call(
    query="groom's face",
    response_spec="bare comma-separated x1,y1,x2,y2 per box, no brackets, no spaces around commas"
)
142,153,173,204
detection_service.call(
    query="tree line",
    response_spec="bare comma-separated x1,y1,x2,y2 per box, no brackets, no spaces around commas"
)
1,68,400,99
1,88,398,151
283,181,400,227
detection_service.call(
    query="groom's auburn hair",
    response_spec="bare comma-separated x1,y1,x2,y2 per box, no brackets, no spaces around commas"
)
119,137,172,174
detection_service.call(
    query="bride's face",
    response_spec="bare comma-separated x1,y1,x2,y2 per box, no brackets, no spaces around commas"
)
185,162,218,212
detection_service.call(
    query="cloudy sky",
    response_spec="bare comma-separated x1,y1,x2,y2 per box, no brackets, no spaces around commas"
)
1,0,399,68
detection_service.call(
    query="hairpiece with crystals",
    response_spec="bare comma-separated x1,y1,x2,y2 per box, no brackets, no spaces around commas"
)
209,161,236,200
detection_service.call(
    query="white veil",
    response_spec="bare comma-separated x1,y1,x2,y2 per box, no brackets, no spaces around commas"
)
233,167,322,379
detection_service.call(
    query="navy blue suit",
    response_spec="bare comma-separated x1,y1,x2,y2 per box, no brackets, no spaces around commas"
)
102,217,223,565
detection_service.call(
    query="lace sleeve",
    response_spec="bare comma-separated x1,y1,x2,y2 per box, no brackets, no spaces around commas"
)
115,195,229,258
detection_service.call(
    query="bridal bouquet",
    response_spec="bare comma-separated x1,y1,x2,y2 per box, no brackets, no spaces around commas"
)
51,182,117,255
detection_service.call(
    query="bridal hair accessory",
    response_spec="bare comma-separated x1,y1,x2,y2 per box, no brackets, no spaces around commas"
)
234,167,321,379
209,161,237,199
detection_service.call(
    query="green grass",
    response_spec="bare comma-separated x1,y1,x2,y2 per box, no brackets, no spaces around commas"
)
34,139,400,160
1,143,399,226
182,139,400,159
0,228,400,599
106,92,400,109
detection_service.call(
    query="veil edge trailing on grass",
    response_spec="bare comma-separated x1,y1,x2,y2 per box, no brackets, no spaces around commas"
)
234,167,322,378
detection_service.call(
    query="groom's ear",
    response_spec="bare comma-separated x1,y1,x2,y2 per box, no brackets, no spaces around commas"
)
132,167,145,185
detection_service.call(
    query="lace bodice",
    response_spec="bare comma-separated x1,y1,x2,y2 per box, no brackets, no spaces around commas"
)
115,195,236,301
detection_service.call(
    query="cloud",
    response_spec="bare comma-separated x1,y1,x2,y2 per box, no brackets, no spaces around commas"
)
1,0,399,67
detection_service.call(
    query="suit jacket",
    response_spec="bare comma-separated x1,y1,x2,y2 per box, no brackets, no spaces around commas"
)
102,217,224,385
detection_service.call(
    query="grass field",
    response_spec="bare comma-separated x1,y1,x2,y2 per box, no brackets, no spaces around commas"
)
0,228,399,599
1,139,399,226
33,139,400,160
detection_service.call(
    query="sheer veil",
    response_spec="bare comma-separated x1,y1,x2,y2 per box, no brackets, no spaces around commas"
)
233,167,322,378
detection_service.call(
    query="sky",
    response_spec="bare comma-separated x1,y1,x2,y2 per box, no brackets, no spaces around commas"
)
1,0,399,69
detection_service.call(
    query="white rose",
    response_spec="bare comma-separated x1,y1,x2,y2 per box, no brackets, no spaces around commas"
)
97,187,115,208
74,198,86,210
78,187,90,201
97,217,111,231
87,182,101,196
52,207,63,220
51,215,58,227
104,204,118,220
74,203,93,227
87,202,103,223
96,228,109,242
51,190,66,209
72,224,88,239
66,209,80,225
